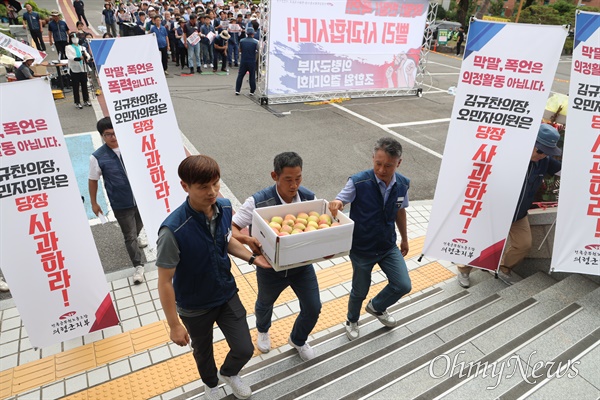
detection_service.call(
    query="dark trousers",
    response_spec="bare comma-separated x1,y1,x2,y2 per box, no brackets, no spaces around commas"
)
70,70,89,104
227,41,238,66
77,12,89,27
169,37,177,61
235,61,256,93
456,40,463,56
30,30,46,51
113,206,144,267
212,48,227,71
255,265,321,346
159,47,168,71
177,47,187,68
55,41,67,60
180,293,253,388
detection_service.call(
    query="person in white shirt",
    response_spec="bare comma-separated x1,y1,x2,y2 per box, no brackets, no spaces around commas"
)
65,33,91,109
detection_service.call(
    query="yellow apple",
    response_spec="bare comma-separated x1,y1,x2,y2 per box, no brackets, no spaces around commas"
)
271,216,283,224
269,221,282,230
293,223,306,231
297,212,309,220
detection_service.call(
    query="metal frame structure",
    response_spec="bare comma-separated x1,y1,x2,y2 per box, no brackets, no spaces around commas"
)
257,1,438,105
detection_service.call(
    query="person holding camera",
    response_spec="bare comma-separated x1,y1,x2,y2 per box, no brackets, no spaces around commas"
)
66,32,92,109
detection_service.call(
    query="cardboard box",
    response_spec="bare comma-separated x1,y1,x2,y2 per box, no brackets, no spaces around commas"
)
31,65,48,76
251,199,354,271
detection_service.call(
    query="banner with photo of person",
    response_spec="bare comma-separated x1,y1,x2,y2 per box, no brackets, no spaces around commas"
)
422,20,567,271
90,35,187,247
0,79,118,348
552,11,600,276
265,0,430,95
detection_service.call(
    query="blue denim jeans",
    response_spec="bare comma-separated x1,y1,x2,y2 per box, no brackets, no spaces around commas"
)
255,265,321,346
200,42,212,65
347,246,412,323
187,43,201,69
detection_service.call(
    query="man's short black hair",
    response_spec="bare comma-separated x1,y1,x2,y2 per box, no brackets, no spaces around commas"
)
96,117,113,135
373,137,403,159
178,155,221,185
273,152,302,175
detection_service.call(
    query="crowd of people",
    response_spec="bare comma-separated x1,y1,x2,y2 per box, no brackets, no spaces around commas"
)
95,0,264,78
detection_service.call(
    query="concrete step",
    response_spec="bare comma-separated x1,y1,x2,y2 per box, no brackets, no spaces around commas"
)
188,286,454,400
218,275,512,399
498,286,600,399
309,272,557,399
409,275,600,400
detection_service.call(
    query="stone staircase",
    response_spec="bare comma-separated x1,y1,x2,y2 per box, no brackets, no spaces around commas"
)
182,268,600,400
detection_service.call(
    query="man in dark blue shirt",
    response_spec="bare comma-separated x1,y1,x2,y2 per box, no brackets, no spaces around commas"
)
73,0,89,27
150,15,170,74
48,10,70,59
22,3,46,51
329,137,412,341
457,124,562,287
235,26,258,96
157,155,268,400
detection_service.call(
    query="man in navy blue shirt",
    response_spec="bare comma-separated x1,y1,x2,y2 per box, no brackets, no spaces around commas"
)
22,3,46,51
150,15,170,74
157,155,268,400
48,10,70,59
235,26,258,96
73,0,89,27
329,137,412,341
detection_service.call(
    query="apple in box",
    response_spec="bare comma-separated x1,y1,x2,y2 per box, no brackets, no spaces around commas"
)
251,199,354,271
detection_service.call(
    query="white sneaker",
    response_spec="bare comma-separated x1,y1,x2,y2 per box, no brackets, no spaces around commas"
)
288,336,315,361
457,272,470,288
203,64,208,68
366,300,396,328
204,384,221,400
133,265,145,284
256,331,270,353
345,321,359,341
217,372,251,399
209,63,213,68
137,237,148,248
0,278,9,292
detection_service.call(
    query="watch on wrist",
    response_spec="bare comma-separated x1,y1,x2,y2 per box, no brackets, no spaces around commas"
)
248,254,257,265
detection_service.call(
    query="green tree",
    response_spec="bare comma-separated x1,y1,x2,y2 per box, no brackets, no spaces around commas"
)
457,0,470,27
518,4,564,24
488,0,505,16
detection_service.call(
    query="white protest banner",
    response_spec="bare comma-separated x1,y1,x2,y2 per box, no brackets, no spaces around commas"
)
266,0,429,95
0,31,46,63
552,11,600,276
187,31,201,46
90,35,187,247
228,23,241,33
422,21,567,271
207,31,216,44
0,79,118,348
